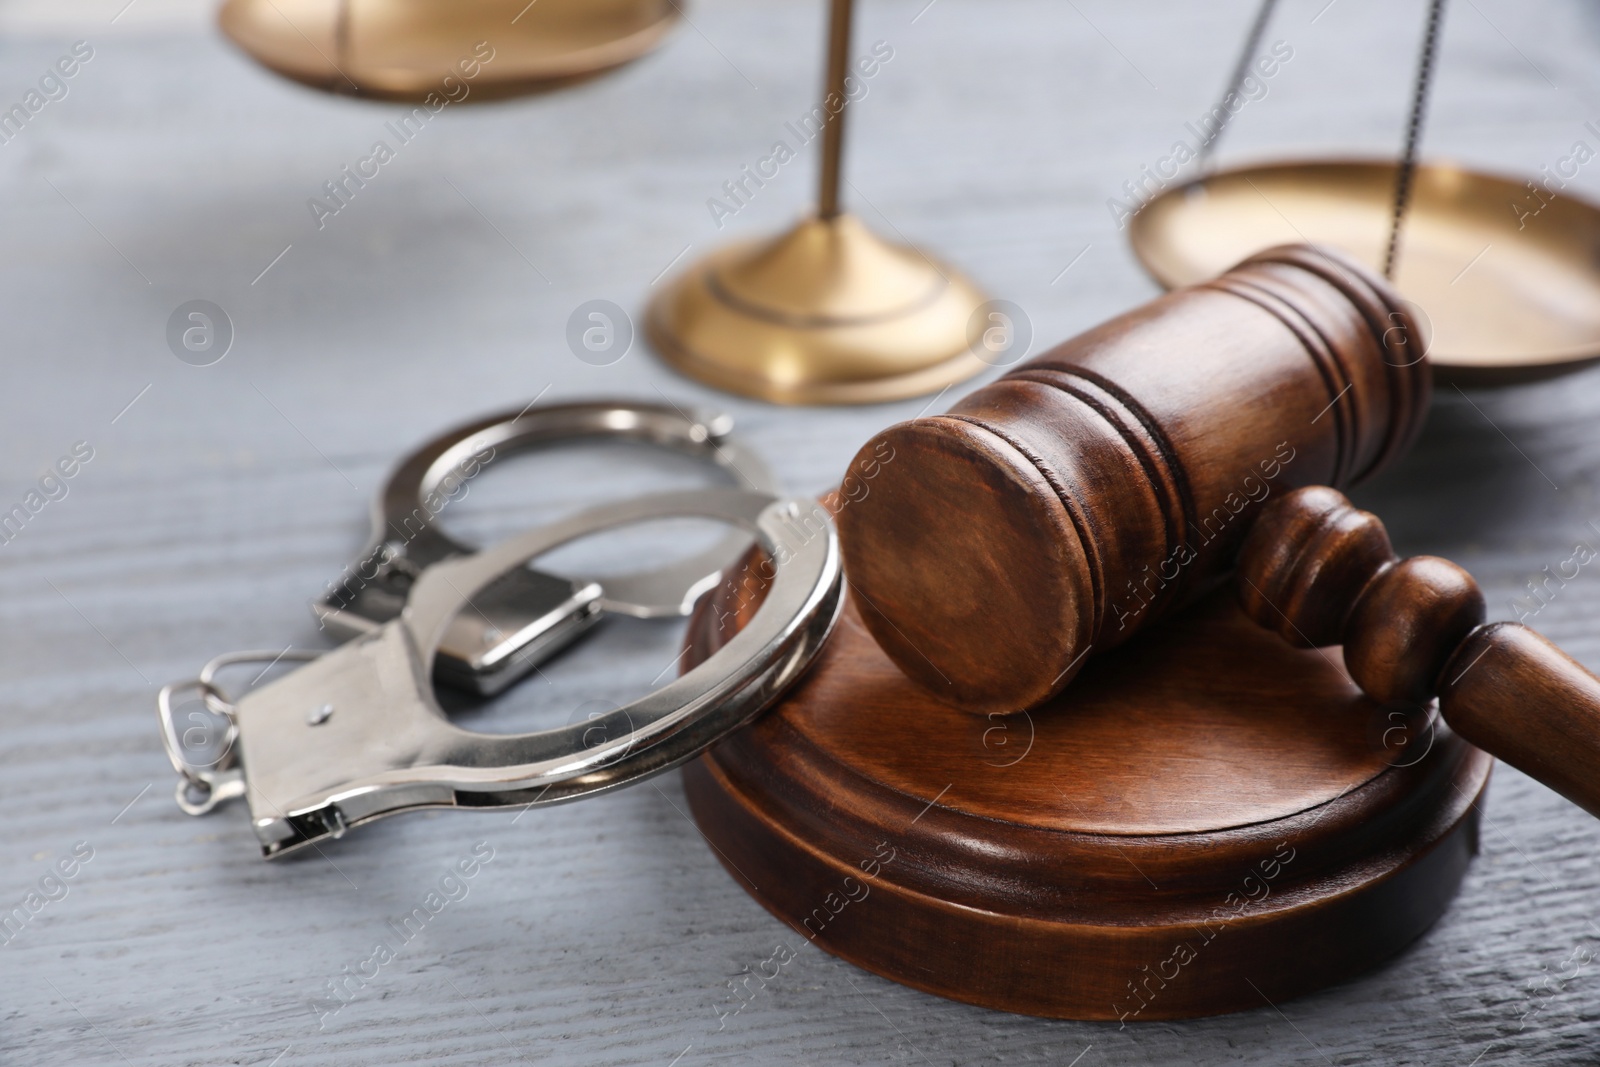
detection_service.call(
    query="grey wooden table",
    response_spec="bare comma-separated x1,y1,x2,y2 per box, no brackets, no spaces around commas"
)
4,0,1600,1062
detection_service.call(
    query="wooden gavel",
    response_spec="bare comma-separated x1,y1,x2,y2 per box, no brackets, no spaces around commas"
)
838,243,1600,819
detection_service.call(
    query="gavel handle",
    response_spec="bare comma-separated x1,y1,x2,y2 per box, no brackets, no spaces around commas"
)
1439,624,1600,819
1238,486,1600,820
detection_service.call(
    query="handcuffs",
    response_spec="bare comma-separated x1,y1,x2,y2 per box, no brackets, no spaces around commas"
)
157,400,843,858
317,400,780,695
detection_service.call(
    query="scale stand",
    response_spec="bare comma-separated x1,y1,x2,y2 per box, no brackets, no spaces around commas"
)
647,0,991,405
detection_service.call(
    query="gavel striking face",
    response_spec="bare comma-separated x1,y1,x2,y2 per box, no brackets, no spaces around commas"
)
839,244,1600,821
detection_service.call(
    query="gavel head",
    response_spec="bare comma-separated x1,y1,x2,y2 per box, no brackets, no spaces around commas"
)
837,245,1431,714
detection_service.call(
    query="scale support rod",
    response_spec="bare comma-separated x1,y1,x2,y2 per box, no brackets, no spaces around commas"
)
818,0,854,219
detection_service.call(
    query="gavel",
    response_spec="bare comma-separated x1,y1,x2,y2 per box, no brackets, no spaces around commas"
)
838,244,1600,819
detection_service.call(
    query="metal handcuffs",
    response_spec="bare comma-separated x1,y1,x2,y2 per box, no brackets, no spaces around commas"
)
157,402,842,858
315,399,777,695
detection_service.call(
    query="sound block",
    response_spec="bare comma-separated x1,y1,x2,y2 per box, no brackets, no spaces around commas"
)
682,586,1490,1021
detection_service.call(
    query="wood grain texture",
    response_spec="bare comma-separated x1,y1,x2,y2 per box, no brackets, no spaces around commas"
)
4,0,1600,1064
1440,625,1600,824
683,577,1490,1019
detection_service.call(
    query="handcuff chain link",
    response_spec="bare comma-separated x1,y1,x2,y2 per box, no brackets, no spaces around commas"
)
157,649,323,816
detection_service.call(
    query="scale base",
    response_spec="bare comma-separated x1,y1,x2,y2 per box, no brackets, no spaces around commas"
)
647,214,990,405
683,584,1489,1020
218,0,677,102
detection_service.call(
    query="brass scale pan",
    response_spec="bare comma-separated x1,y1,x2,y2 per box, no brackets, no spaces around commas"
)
218,0,678,100
1131,158,1600,386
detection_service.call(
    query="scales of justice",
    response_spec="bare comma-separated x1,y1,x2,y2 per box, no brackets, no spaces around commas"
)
216,0,1600,397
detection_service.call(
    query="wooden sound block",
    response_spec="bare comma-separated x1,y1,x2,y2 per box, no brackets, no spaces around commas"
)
682,587,1491,1021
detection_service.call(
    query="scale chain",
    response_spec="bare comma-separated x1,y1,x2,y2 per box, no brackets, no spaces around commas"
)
1201,0,1447,284
1386,0,1448,279
1197,0,1280,171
